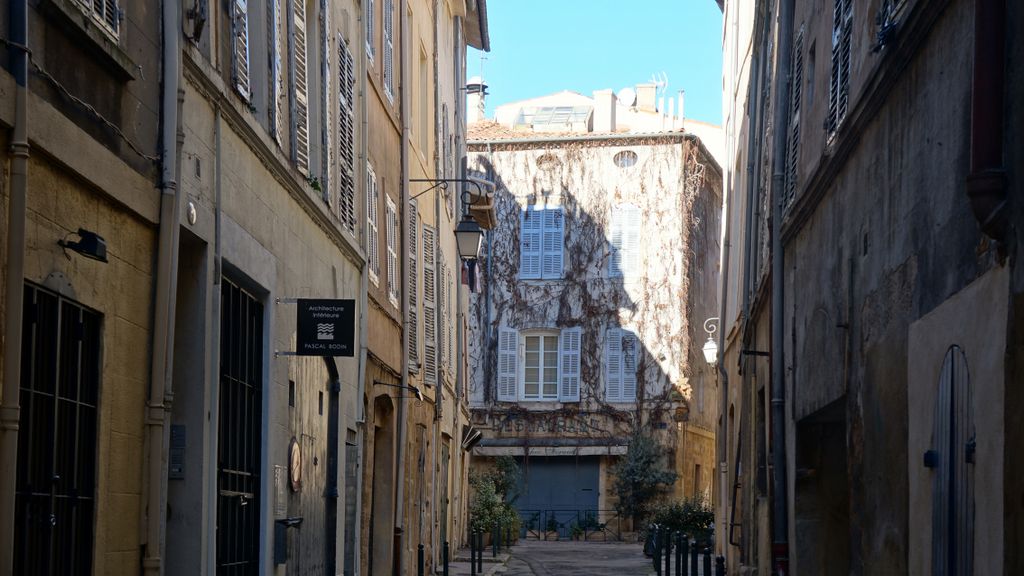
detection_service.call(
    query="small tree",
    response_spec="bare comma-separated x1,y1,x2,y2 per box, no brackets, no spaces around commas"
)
611,433,677,523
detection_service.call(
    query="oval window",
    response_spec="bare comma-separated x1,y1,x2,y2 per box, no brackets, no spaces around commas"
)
613,150,638,168
536,153,561,171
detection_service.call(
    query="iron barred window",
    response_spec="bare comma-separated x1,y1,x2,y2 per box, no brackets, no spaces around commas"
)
217,278,264,575
15,284,102,576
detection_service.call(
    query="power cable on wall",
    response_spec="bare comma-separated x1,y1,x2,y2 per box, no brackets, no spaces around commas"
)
0,36,160,162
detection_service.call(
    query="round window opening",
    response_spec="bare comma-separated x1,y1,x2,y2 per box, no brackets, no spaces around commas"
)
536,153,561,172
613,150,638,168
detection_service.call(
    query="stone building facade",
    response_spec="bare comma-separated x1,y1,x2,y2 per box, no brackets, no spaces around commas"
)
714,0,1023,573
466,91,722,536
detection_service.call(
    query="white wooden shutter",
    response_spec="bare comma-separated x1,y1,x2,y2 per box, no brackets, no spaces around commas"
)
385,195,399,306
383,0,394,101
437,258,448,372
337,34,356,231
605,328,623,402
423,225,437,386
828,0,852,137
622,330,637,401
559,327,582,402
320,0,332,204
785,30,804,207
232,0,251,100
519,208,542,279
609,208,623,277
447,266,455,375
407,200,419,367
366,163,379,285
291,0,310,173
365,0,375,61
268,0,283,144
497,328,518,401
610,204,641,277
541,207,564,279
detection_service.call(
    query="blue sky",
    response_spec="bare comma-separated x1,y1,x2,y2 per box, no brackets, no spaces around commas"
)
469,0,724,125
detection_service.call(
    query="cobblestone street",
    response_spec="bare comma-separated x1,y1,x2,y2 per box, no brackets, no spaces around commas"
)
494,540,656,576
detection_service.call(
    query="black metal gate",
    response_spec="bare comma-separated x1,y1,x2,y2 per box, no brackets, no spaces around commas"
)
14,284,102,576
217,279,264,575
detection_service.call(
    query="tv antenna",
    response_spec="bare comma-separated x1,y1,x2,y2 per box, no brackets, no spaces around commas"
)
649,71,669,95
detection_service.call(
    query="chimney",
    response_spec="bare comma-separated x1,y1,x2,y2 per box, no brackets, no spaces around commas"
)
636,83,658,113
593,89,616,133
466,76,487,124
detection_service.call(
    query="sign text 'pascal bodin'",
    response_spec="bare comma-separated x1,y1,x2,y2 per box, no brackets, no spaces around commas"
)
296,299,355,356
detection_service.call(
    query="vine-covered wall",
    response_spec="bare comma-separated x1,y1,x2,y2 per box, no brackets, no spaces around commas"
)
466,135,722,454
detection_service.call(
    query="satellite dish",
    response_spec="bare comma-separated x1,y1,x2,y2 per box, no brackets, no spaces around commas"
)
616,87,636,108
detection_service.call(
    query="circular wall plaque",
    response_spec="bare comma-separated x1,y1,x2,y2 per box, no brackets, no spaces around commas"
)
289,437,302,492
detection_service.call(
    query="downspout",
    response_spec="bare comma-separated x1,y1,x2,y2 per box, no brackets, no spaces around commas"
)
354,2,371,574
395,3,412,573
716,175,732,557
0,0,29,573
144,1,182,574
205,104,223,574
769,0,794,570
966,0,1007,245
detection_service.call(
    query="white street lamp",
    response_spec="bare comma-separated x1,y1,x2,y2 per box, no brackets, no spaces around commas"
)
702,317,720,365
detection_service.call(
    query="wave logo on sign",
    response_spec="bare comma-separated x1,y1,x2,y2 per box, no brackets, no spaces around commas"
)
316,323,334,340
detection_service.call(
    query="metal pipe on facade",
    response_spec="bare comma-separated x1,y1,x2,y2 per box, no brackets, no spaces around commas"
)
394,2,412,572
966,0,1007,244
352,2,371,572
204,104,223,574
143,1,182,573
769,0,795,570
0,1,29,573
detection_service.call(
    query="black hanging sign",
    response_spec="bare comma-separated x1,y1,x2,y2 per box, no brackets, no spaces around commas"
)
295,299,355,356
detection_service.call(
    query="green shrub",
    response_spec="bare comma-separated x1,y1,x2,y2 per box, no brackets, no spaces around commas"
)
610,434,677,523
650,497,715,542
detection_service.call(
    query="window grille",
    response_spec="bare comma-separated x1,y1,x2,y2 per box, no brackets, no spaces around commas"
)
14,285,101,576
216,278,264,575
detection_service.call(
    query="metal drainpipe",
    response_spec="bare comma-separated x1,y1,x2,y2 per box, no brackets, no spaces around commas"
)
205,104,223,574
966,0,1007,244
352,3,371,573
716,174,732,558
0,1,29,573
769,0,794,570
142,2,181,574
394,2,412,572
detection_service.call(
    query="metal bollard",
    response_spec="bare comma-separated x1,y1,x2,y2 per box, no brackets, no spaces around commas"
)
492,522,499,557
679,534,689,576
715,555,726,576
653,525,662,576
470,530,477,576
663,528,671,576
417,544,425,576
675,532,683,576
690,538,698,576
476,531,484,573
443,541,450,576
703,546,712,576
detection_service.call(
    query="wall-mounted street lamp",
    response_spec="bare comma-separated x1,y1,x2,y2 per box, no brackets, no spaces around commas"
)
410,177,493,261
702,317,720,365
58,228,108,263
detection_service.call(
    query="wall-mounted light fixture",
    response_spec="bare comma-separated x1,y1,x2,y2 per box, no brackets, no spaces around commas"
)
702,317,720,365
58,228,108,263
410,177,493,261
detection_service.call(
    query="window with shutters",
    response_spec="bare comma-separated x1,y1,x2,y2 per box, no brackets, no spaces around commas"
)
423,226,438,386
268,0,284,144
785,29,805,209
365,0,375,62
827,0,853,138
385,195,399,307
73,0,120,40
231,0,251,100
337,34,357,232
437,258,447,373
366,163,380,286
519,206,564,280
494,327,581,402
290,0,310,173
609,204,642,278
383,0,394,102
408,200,419,369
319,0,332,205
447,265,456,375
14,285,101,575
605,328,638,402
